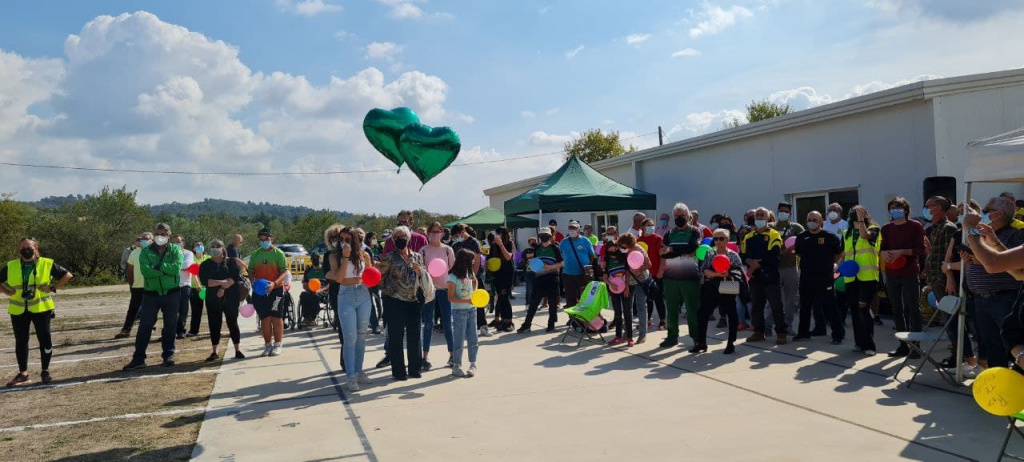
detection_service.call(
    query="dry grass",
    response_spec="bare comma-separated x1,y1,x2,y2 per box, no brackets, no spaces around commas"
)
0,291,227,461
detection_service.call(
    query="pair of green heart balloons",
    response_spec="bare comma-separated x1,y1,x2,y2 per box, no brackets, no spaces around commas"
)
362,107,462,186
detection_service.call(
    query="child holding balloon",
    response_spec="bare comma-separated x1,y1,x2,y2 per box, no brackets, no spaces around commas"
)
619,234,652,345
695,229,745,354
448,249,482,377
603,238,633,347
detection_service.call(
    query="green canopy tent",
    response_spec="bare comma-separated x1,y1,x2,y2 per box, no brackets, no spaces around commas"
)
503,155,657,224
444,206,538,229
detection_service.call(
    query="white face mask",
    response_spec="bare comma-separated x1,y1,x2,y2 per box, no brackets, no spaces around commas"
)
568,229,579,238
827,212,839,222
807,222,820,231
778,212,790,222
153,235,169,246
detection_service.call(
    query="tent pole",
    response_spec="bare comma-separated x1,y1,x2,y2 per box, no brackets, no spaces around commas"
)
539,210,543,231
956,181,972,385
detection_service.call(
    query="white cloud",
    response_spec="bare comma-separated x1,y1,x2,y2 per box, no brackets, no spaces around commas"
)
565,44,585,59
667,109,747,137
276,0,342,16
375,0,451,20
538,6,551,14
334,30,354,40
544,107,559,116
365,42,404,61
671,48,702,58
865,0,1023,22
625,33,652,46
768,86,834,110
520,110,535,118
0,49,64,139
529,131,577,146
845,74,940,98
689,3,754,38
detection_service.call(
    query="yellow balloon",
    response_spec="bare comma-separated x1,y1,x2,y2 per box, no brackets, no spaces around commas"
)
973,367,1024,416
471,289,490,308
637,241,649,253
487,257,502,272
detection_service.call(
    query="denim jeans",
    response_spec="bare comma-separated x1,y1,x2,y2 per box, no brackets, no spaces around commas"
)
423,289,453,354
133,289,181,362
524,272,535,307
338,284,372,379
630,283,648,337
368,287,383,330
886,275,922,337
451,309,478,367
974,291,1016,367
176,286,191,336
779,266,799,331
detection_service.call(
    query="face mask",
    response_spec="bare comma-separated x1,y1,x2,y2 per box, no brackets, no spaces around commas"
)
807,222,820,231
371,239,378,246
530,242,539,248
645,226,655,235
209,248,223,258
259,241,271,250
394,238,408,250
709,223,719,230
539,235,551,243
745,216,755,226
452,236,463,244
194,245,204,254
658,219,668,227
429,233,442,243
620,248,629,254
568,230,579,238
20,248,34,259
778,212,790,222
720,223,732,229
827,212,839,222
674,216,688,227
154,235,169,246
755,219,767,229
980,213,992,225
922,208,932,221
889,209,905,221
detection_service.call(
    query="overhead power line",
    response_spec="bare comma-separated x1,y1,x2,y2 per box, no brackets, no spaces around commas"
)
0,131,658,177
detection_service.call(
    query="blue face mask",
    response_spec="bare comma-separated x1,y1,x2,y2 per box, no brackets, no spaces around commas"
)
980,213,992,225
645,226,655,235
777,212,790,222
889,209,905,221
658,219,668,227
260,241,271,250
754,219,767,229
922,208,932,221
194,245,205,254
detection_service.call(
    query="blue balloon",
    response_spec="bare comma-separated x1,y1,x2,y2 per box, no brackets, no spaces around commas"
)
253,278,271,296
528,258,545,273
927,291,937,308
837,260,860,278
701,237,713,246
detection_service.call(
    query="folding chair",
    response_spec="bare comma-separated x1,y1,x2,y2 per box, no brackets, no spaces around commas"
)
998,412,1024,461
892,295,961,388
561,281,608,347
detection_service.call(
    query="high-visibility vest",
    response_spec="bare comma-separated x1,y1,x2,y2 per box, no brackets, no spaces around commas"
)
5,258,55,315
843,226,882,282
192,254,210,289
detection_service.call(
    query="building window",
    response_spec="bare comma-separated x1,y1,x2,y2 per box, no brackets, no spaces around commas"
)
593,213,619,234
790,189,860,227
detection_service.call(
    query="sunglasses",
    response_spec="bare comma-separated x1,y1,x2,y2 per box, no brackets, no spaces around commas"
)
713,237,727,241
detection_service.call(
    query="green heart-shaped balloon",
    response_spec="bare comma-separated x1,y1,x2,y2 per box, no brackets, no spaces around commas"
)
363,107,420,171
399,123,461,186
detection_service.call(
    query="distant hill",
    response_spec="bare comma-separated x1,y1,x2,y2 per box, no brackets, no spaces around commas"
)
27,195,352,221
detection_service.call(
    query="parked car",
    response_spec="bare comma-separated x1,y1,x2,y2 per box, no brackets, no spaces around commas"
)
277,243,309,257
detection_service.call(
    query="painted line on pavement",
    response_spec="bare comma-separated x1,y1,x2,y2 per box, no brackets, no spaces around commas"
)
307,330,379,462
0,346,214,369
0,368,222,394
0,407,206,433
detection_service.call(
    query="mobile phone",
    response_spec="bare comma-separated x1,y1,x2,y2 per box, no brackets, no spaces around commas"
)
956,243,973,255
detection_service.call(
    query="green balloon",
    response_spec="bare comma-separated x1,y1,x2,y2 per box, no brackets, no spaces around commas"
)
834,276,845,292
199,287,207,300
363,107,420,171
696,244,711,261
399,123,461,186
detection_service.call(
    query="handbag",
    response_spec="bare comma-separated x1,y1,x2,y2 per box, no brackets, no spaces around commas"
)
415,258,435,304
718,280,740,295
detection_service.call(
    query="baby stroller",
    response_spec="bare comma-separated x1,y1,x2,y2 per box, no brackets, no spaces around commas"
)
561,280,609,347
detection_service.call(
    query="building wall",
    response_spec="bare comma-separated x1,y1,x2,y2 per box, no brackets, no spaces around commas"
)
933,85,1024,202
635,100,937,221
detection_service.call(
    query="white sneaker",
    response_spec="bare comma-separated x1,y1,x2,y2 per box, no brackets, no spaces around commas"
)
270,345,282,356
452,367,466,377
260,345,272,357
467,365,477,377
347,380,360,392
356,372,372,384
962,363,981,379
479,327,492,337
864,350,876,357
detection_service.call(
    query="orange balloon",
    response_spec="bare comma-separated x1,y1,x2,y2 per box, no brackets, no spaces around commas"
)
308,278,322,292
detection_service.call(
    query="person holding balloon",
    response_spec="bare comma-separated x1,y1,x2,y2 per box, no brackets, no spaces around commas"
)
638,218,667,331
741,207,787,345
489,227,517,333
448,249,483,377
198,239,245,361
602,237,633,346
694,229,744,354
185,240,209,338
327,226,375,391
840,206,882,356
420,221,456,370
249,228,290,358
878,197,926,357
519,227,564,333
619,234,653,345
378,225,426,380
659,203,703,349
170,234,195,340
299,254,327,328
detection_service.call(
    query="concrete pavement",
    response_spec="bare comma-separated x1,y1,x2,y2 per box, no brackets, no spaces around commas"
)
191,288,1016,461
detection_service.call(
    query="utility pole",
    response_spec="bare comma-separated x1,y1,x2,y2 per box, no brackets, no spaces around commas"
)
658,126,663,146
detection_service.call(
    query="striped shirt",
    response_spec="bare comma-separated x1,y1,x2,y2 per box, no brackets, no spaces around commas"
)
966,225,1024,295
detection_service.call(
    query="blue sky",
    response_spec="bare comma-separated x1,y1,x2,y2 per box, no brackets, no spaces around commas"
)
1,0,1023,215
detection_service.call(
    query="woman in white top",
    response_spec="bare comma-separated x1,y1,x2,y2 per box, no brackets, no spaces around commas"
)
420,221,456,370
327,226,374,391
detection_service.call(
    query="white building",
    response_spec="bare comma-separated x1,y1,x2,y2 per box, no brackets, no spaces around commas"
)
485,68,1024,244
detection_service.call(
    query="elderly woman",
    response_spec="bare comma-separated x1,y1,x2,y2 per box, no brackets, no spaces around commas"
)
379,226,426,380
695,229,744,354
198,239,245,361
1,237,73,386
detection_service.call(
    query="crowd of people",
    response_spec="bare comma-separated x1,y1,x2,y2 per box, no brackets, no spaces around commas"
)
5,197,1024,391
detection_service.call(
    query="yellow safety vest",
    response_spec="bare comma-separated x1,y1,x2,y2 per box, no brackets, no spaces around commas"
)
192,254,210,289
5,258,55,315
843,226,882,283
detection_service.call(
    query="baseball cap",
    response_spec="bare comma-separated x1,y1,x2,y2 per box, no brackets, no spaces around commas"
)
568,220,580,228
537,227,552,235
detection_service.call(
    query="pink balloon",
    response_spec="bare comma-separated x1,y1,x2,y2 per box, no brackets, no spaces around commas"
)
726,242,739,253
785,236,797,248
608,277,625,294
240,304,255,318
428,258,448,278
627,250,645,270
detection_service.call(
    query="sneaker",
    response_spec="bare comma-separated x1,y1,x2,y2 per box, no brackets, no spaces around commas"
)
467,365,477,377
176,333,185,340
270,345,282,356
636,335,646,344
162,357,176,367
357,372,372,384
185,332,198,338
452,367,466,378
657,322,666,331
864,350,877,357
546,325,556,333
715,319,728,329
376,357,391,368
962,363,981,379
747,332,766,342
737,322,750,331
608,337,625,346
422,359,433,371
205,352,219,362
114,329,131,339
5,373,30,387
347,380,360,392
446,358,454,368
627,339,635,347
235,351,246,359
659,338,678,348
479,327,492,337
792,334,811,342
40,371,52,384
260,345,273,357
122,360,146,371
516,326,531,334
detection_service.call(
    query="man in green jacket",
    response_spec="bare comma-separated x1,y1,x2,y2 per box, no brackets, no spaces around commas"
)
124,223,184,370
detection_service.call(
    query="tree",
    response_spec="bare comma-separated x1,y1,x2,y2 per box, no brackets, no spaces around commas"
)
745,99,792,123
0,193,35,263
563,129,637,163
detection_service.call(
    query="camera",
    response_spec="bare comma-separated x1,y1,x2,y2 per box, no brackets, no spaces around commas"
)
22,287,36,300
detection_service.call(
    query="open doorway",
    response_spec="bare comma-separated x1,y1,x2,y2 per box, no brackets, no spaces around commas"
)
790,189,860,227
